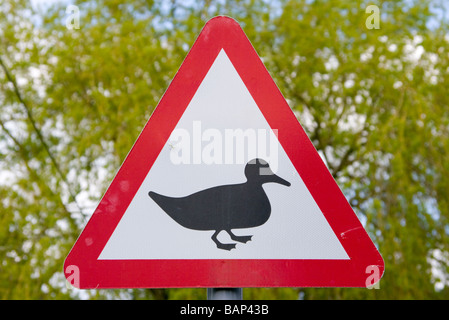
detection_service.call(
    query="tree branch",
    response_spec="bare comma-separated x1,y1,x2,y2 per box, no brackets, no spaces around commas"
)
0,56,85,216
0,118,82,228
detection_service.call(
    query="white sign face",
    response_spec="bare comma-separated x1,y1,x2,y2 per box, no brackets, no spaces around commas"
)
99,50,349,260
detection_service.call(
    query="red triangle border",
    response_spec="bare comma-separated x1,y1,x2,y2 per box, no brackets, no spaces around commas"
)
64,16,384,288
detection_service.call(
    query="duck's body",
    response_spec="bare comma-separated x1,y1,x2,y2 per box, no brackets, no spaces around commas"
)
148,159,290,250
149,182,271,231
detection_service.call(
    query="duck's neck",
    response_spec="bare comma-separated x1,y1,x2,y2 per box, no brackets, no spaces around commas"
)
246,179,266,189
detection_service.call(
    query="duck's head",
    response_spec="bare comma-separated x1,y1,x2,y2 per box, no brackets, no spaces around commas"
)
245,158,291,186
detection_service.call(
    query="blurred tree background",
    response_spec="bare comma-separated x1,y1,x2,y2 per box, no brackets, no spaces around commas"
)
1,0,449,299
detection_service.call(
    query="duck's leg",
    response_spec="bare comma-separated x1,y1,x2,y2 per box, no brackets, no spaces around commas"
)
226,229,252,243
211,230,236,251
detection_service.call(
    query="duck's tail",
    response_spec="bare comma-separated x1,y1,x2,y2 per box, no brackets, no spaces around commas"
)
148,191,172,212
148,191,189,227
148,191,160,203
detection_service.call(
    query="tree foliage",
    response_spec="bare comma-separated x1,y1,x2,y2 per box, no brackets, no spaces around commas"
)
1,0,449,299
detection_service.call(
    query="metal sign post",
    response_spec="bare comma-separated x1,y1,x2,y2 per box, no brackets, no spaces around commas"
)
207,288,242,300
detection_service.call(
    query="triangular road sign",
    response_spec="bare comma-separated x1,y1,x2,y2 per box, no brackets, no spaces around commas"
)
64,16,384,289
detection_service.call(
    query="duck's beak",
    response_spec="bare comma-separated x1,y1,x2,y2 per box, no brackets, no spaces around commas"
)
271,173,291,187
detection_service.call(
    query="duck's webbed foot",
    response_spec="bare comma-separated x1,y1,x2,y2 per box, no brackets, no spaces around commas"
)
226,229,252,243
212,230,236,251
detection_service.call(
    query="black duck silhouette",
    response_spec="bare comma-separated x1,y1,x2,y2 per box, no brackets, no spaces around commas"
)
148,158,291,250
